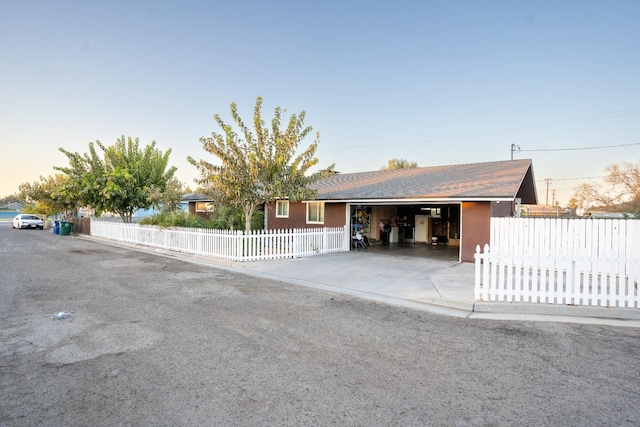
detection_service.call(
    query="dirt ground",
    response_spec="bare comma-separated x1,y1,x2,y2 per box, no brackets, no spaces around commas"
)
2,225,640,426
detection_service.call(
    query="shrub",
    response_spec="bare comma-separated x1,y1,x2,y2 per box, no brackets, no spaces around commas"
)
139,206,264,230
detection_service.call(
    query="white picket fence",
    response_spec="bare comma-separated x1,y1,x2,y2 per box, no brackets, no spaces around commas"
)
475,218,640,308
90,219,349,262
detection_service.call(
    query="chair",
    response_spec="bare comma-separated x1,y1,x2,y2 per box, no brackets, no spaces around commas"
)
352,231,366,248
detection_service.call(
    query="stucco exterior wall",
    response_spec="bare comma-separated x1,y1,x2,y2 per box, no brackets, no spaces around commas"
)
490,200,512,217
324,203,348,227
460,202,491,262
266,202,347,229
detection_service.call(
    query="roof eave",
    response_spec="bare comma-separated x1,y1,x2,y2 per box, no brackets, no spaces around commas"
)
304,197,518,205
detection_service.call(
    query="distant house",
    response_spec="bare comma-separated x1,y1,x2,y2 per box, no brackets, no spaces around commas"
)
264,159,538,262
1,202,25,211
522,204,574,218
180,193,215,219
133,206,160,219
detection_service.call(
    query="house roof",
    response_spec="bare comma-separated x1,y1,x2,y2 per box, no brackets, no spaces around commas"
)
180,193,213,202
0,202,24,210
309,159,538,204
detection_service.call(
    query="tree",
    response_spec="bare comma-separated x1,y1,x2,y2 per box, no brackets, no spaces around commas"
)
147,176,184,214
571,160,640,214
19,174,79,219
381,158,418,170
56,136,177,223
188,97,321,230
311,164,338,180
207,204,265,231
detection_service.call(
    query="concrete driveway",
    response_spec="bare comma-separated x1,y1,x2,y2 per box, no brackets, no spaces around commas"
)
123,239,640,327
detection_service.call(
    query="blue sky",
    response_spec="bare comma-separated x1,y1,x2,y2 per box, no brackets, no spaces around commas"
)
1,0,639,206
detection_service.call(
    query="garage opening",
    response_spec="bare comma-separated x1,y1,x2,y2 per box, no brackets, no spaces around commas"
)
350,204,461,260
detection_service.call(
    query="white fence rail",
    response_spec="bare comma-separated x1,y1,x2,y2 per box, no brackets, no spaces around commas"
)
90,220,349,262
475,218,640,308
489,217,640,259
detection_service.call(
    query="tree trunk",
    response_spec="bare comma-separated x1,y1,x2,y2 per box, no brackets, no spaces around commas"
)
244,209,252,231
244,203,257,231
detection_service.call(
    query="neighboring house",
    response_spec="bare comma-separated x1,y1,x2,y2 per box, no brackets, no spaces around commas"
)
265,159,538,262
0,202,24,211
522,204,574,218
181,193,215,219
133,206,160,219
85,194,212,220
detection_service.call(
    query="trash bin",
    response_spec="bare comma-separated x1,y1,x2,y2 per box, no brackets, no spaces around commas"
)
59,221,75,236
53,220,60,235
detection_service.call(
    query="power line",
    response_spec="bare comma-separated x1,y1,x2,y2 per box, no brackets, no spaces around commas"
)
520,142,640,152
550,176,606,181
536,176,605,183
325,107,640,150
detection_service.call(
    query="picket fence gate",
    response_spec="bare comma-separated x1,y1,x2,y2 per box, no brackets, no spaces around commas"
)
90,220,349,262
475,218,640,308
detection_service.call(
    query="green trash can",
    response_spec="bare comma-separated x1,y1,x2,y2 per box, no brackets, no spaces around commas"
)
59,221,75,236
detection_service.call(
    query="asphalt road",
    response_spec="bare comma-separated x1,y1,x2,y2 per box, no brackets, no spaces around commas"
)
2,222,640,426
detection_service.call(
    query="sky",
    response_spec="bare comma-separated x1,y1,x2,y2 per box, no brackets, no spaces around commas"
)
1,0,639,206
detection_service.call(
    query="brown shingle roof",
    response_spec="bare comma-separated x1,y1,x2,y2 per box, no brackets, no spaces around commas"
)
309,159,537,203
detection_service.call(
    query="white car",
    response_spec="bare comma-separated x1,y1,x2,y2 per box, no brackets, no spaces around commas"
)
12,214,44,230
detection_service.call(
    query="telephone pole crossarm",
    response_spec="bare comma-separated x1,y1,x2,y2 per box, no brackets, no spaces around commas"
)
510,144,521,160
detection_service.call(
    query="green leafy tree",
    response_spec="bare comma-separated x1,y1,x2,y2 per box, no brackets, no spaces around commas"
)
19,174,79,219
147,177,184,214
571,160,640,214
56,136,177,223
188,97,321,230
311,164,338,180
381,158,418,170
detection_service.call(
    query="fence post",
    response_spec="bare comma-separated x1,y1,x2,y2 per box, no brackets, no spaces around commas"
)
323,227,328,254
568,259,576,305
293,228,299,258
235,230,243,262
474,245,482,300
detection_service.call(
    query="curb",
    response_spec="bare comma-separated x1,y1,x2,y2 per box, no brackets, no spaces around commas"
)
474,301,640,321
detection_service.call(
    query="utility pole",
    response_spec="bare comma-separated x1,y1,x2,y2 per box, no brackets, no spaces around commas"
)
510,144,520,160
551,189,557,206
545,178,552,206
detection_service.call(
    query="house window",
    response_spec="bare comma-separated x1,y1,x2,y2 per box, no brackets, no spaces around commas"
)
276,200,289,218
196,202,214,212
307,201,325,224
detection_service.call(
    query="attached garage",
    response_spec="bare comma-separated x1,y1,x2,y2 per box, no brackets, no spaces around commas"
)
265,159,538,262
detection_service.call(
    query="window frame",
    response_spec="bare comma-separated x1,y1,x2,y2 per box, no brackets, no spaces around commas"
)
275,200,289,218
195,202,214,212
306,201,325,224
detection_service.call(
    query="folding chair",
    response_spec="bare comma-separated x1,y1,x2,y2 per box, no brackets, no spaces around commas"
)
352,231,366,248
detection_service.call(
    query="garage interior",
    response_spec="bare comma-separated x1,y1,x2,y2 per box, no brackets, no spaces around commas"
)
350,204,461,260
